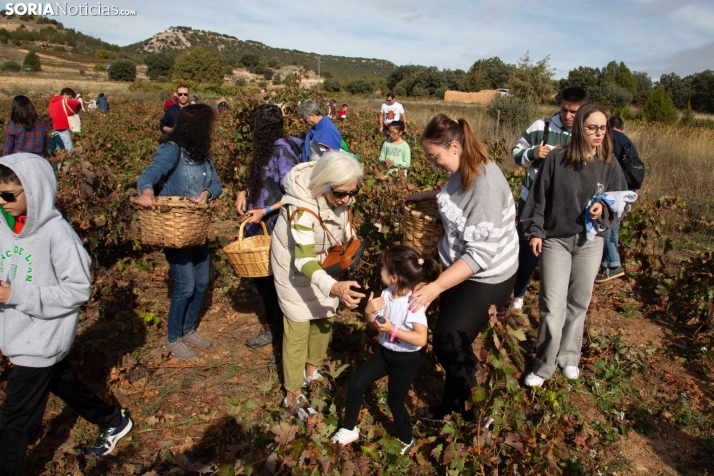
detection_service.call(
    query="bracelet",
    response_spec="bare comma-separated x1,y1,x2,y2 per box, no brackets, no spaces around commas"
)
266,205,272,214
389,327,399,342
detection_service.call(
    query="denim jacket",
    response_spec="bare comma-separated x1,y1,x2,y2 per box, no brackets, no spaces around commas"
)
138,142,222,200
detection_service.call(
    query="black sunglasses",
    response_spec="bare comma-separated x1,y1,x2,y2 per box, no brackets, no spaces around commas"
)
0,188,23,203
331,187,360,199
177,92,189,97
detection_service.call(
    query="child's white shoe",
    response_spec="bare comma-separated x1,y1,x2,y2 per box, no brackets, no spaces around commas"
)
399,438,415,455
524,372,545,387
562,366,580,380
331,427,359,445
510,297,524,310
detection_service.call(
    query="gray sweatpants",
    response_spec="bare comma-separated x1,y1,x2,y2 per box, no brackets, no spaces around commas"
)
533,234,603,379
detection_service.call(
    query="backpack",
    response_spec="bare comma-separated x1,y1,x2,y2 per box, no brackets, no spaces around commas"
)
618,139,645,190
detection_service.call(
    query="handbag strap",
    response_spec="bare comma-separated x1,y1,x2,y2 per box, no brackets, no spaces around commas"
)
288,206,351,247
62,98,73,119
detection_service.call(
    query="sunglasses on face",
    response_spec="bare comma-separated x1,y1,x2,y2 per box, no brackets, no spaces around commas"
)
0,188,23,203
331,187,360,199
177,92,189,97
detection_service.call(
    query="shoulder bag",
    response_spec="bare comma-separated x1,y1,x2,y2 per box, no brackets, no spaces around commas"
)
288,206,369,279
63,98,81,133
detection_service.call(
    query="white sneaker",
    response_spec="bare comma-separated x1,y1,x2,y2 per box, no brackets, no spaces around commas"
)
510,297,524,310
524,372,545,387
399,438,415,455
562,366,580,380
303,368,324,386
331,427,359,445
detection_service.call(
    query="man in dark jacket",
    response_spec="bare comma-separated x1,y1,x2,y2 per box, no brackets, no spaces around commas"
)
159,85,190,133
96,93,109,113
595,116,642,283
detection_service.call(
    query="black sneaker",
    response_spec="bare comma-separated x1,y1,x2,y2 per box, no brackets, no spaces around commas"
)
246,325,280,349
87,409,133,457
415,406,453,423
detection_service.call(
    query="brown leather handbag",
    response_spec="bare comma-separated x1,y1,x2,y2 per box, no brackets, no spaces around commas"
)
288,207,369,278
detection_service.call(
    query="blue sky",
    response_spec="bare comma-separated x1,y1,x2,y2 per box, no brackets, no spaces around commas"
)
53,0,714,80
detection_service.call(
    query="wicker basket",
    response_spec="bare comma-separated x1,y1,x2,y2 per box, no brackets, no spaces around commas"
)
402,200,445,259
223,220,272,278
132,196,214,249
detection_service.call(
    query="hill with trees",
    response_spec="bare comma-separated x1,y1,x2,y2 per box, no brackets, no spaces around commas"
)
125,26,395,80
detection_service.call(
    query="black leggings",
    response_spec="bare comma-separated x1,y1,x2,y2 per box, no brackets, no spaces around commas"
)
254,275,283,335
0,357,122,476
343,347,421,443
434,275,516,412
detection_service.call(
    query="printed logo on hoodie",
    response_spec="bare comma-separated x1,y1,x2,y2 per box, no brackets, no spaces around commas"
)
0,246,33,282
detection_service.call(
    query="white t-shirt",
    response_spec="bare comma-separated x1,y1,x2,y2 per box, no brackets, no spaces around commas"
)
375,287,427,352
380,102,405,127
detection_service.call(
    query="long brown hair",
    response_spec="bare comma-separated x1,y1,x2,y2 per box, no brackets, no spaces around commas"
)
422,114,490,190
563,104,612,164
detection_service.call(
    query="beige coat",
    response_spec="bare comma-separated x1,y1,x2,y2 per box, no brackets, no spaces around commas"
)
271,162,354,322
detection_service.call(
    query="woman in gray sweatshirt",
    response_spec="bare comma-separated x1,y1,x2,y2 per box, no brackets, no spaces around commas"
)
520,104,627,387
406,114,519,422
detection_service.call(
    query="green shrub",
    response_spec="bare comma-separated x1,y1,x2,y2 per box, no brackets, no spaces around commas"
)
613,104,634,121
257,81,267,88
642,85,679,124
345,78,373,95
435,86,447,99
486,94,533,128
600,83,633,107
108,59,136,82
393,85,407,97
323,77,341,92
93,64,106,72
22,50,41,72
145,53,174,81
225,65,234,76
173,46,225,84
235,77,246,86
240,52,260,68
53,45,65,52
1,60,21,72
680,101,695,127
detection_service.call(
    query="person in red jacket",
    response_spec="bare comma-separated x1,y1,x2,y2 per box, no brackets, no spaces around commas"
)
47,88,81,151
163,91,179,112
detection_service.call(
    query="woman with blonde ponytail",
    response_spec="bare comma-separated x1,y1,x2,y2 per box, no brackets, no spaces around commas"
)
406,114,519,423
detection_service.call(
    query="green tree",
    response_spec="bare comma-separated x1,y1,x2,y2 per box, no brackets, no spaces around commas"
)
615,62,636,95
22,50,41,71
173,46,225,84
680,100,695,126
486,95,533,128
559,66,601,98
632,71,653,105
145,53,174,81
659,73,693,109
240,53,260,67
508,53,555,104
689,70,714,114
461,57,512,92
642,85,679,124
600,82,633,107
107,59,136,81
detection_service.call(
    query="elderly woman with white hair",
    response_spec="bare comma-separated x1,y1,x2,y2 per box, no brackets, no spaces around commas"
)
271,151,365,418
298,99,343,162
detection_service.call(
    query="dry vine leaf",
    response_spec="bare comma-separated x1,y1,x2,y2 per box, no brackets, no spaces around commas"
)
271,422,298,445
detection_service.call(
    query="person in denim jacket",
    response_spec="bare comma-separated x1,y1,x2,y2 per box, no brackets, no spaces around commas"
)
137,104,222,360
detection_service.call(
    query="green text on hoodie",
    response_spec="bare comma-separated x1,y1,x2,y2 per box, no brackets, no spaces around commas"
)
0,153,91,368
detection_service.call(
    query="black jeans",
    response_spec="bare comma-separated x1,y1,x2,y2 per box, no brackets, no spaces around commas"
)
0,358,122,476
254,275,283,337
343,347,421,443
434,274,516,413
513,198,540,299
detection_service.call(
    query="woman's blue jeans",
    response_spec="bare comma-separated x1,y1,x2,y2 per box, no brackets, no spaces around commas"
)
601,223,621,268
164,243,210,342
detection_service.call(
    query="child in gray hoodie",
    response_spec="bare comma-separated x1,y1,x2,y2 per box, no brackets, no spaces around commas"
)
0,154,132,474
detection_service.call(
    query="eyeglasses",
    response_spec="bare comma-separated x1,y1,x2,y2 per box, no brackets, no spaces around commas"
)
388,129,401,135
330,187,360,199
585,125,607,134
177,92,189,97
426,146,446,162
0,188,23,203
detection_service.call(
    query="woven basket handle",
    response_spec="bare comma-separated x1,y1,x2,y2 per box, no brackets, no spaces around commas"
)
238,219,269,244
